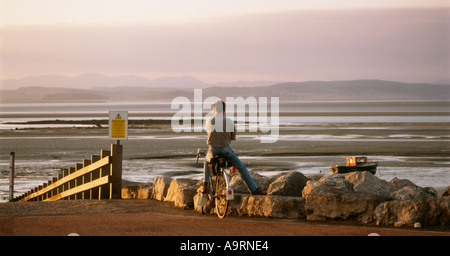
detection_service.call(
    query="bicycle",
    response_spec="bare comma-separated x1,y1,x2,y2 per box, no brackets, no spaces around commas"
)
196,148,234,219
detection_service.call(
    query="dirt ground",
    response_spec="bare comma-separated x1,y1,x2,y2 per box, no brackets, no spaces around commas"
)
1,199,448,236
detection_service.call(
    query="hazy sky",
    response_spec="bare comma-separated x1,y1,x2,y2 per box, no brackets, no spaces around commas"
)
1,0,449,83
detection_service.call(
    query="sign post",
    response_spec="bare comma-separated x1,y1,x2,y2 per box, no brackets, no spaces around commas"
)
9,152,15,201
109,111,128,144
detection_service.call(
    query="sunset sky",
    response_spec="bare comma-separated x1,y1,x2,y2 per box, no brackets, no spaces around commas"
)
1,0,449,84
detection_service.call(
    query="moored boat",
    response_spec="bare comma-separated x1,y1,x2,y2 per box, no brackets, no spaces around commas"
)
329,156,377,175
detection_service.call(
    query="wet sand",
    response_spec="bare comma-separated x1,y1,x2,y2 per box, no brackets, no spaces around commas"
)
1,120,449,159
1,119,449,189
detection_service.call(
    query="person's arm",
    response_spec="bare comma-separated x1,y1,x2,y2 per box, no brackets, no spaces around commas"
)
231,126,237,140
228,118,237,140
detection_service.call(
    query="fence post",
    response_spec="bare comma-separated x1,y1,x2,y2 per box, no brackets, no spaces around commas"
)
9,152,15,201
110,144,123,199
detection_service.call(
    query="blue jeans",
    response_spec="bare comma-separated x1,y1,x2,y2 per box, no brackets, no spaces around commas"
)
204,145,258,192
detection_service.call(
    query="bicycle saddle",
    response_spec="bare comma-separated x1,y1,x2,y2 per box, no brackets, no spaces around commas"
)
210,155,229,169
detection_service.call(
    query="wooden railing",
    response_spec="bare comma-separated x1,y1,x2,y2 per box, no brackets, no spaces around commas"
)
11,144,122,202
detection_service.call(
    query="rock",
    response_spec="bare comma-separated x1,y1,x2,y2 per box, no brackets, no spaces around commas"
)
267,172,308,197
374,197,450,227
423,187,439,198
301,171,443,225
164,179,198,209
442,185,450,197
151,177,171,201
318,173,353,191
136,186,152,199
122,186,139,199
305,173,323,182
303,182,386,223
302,173,389,223
267,172,285,183
230,194,306,219
193,193,216,214
344,171,396,197
194,192,306,219
388,177,438,200
230,171,270,194
121,185,152,199
390,185,438,201
190,170,448,226
389,177,418,190
438,197,450,225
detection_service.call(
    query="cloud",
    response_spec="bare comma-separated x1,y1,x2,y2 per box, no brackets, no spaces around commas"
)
1,8,449,82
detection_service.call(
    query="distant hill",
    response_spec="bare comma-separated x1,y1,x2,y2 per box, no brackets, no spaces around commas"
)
0,73,278,90
202,80,450,101
0,75,448,102
0,86,108,103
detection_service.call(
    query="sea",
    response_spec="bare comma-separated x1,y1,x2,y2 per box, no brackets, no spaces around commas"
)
0,100,449,201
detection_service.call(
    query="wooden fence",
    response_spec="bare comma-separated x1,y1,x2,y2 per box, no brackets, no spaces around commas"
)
11,144,122,202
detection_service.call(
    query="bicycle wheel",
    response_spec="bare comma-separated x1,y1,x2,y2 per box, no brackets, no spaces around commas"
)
214,171,229,219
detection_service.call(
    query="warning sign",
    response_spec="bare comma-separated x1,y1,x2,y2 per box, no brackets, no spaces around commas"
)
109,111,128,140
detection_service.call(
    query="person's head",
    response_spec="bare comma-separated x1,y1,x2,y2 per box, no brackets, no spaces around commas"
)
213,99,226,114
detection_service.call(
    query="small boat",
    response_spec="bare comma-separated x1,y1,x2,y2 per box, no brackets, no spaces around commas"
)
329,156,377,175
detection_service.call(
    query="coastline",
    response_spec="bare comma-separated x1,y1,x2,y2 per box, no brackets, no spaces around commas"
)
1,119,449,200
1,117,449,235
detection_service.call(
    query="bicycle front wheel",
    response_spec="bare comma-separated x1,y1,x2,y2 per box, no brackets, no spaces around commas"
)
215,171,229,219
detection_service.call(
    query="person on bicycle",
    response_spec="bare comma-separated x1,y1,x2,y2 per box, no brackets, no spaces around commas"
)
199,99,266,195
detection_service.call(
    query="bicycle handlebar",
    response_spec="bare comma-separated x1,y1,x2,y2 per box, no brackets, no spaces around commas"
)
196,148,205,166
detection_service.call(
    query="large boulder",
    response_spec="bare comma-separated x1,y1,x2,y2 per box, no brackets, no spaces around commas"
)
151,177,171,201
229,194,306,219
389,177,419,189
267,172,308,197
311,173,353,191
388,177,438,200
164,179,198,209
443,185,450,197
122,186,138,199
390,186,438,201
375,197,450,227
344,171,396,197
137,186,153,199
121,185,152,199
302,173,389,223
230,171,270,194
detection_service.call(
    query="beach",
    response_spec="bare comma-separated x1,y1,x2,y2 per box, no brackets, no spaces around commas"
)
1,118,449,201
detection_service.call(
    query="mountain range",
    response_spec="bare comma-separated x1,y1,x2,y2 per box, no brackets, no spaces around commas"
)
0,73,278,90
0,74,449,103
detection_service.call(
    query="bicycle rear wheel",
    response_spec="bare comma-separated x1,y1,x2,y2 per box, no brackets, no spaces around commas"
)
215,171,229,219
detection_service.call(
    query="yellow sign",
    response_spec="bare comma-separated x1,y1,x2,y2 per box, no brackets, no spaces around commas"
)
109,111,128,140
